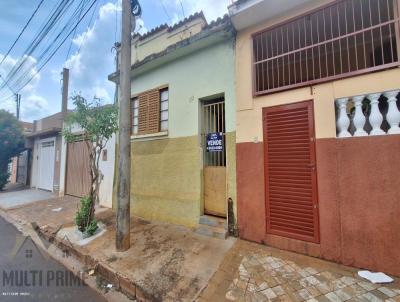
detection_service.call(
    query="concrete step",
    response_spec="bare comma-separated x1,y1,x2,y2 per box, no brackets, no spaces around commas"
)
194,224,228,240
199,215,226,229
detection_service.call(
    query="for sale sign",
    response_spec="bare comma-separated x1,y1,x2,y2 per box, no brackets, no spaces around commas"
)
206,132,223,152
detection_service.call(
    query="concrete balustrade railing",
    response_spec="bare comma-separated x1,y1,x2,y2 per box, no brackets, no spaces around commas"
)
335,90,400,138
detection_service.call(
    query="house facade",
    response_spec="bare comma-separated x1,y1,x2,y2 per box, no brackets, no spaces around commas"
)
109,13,237,230
27,112,63,193
59,125,116,208
230,0,400,276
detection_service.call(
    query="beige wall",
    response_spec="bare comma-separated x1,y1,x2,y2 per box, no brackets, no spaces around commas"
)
131,18,206,64
235,0,400,143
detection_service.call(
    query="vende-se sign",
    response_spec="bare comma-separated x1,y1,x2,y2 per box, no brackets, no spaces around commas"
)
206,132,223,152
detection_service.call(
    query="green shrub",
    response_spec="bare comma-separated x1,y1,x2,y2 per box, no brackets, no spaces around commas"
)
85,219,98,236
75,196,98,236
0,168,9,191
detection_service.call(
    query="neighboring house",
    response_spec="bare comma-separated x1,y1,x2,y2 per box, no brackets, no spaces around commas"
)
8,121,33,185
229,0,400,276
26,112,64,192
59,124,116,208
109,12,237,233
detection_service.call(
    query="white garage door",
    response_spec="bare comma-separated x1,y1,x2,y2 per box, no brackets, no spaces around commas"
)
38,138,55,191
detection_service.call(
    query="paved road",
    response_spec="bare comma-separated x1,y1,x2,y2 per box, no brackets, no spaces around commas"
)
0,216,107,302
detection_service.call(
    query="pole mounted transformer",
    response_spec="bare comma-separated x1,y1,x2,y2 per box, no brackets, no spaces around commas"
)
116,0,141,252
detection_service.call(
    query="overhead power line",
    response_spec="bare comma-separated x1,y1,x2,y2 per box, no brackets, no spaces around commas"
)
11,0,100,96
179,0,185,19
0,0,99,100
0,0,46,67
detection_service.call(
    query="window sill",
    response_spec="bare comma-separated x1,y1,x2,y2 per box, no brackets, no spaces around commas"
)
130,131,168,141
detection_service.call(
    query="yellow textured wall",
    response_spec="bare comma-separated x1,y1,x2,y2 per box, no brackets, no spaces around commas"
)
130,136,201,227
126,132,237,228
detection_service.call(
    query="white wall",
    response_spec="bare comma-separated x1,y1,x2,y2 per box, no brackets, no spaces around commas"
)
98,134,115,208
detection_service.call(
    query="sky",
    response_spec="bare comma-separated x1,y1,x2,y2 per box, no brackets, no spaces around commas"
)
0,0,232,122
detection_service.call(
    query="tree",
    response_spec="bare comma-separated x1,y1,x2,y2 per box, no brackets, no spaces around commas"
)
0,110,25,190
63,95,118,234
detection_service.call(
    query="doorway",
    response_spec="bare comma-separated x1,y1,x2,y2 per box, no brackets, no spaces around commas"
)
263,101,320,243
38,138,55,191
202,98,226,217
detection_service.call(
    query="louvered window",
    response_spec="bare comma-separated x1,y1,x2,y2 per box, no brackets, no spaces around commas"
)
263,101,319,243
131,87,169,135
253,0,400,95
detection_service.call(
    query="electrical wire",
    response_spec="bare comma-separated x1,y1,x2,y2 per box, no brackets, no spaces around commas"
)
12,0,99,95
179,0,185,19
0,0,98,96
0,0,46,67
160,0,172,24
65,0,86,63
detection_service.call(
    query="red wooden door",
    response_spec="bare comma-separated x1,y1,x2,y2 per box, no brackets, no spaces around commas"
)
263,101,319,243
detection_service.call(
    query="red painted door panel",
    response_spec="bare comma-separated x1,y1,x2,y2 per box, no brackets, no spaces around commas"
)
263,101,320,243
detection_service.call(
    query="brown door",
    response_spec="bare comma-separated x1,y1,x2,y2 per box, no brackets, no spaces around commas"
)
202,100,226,217
263,101,319,243
65,140,91,198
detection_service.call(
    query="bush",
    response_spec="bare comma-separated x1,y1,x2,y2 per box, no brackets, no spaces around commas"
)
75,196,98,236
0,168,9,191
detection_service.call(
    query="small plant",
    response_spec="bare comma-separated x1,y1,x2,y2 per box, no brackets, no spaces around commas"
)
75,196,98,235
86,219,99,236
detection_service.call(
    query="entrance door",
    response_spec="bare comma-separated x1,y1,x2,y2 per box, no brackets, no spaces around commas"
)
263,101,319,243
202,99,226,217
65,140,91,198
38,138,55,191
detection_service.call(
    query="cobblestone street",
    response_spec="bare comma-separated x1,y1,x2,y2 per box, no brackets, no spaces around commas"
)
199,240,400,302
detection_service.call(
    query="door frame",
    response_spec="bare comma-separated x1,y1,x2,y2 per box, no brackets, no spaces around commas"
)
37,137,56,191
200,97,227,218
262,100,320,243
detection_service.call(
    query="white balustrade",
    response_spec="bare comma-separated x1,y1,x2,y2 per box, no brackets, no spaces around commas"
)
335,89,400,138
367,93,385,136
352,95,368,137
336,98,351,138
384,90,400,135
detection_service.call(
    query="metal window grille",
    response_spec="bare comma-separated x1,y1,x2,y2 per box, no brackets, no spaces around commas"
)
253,0,400,95
202,100,226,167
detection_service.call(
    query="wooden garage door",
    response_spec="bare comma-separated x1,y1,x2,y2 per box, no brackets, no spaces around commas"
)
263,101,319,243
65,140,91,198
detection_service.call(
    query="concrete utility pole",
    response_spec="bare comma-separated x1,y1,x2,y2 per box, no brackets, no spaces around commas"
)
61,68,69,118
116,0,134,251
15,94,20,120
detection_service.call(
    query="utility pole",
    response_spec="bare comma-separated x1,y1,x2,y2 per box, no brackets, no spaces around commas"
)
116,0,134,251
61,68,69,118
15,94,20,120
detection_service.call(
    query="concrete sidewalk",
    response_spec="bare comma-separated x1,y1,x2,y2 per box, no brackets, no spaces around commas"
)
0,187,55,210
3,196,235,301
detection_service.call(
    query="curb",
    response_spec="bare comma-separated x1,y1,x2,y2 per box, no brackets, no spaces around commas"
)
38,224,156,302
0,208,156,302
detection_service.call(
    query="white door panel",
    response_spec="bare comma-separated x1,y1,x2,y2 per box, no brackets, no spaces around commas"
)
38,138,55,191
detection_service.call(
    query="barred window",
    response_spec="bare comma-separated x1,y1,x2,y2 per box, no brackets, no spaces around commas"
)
253,0,400,95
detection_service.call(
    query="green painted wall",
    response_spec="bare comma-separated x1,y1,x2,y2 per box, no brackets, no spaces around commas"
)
131,39,236,137
126,38,237,227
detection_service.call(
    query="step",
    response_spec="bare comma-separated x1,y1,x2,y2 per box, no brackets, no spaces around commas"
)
199,215,227,229
194,224,228,240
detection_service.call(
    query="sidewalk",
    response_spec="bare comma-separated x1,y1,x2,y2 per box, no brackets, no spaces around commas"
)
199,240,400,302
3,196,400,301
3,195,235,301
